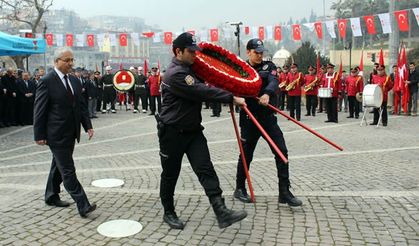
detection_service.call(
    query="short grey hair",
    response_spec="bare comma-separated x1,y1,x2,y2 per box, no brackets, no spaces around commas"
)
53,47,73,62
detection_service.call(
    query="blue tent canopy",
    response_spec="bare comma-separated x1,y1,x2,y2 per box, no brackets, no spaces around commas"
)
0,31,46,56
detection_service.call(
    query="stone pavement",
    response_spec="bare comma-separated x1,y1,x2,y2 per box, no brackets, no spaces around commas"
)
0,106,418,245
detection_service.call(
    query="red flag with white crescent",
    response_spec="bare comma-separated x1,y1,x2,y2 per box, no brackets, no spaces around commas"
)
363,15,376,35
164,32,173,45
292,24,301,41
45,33,53,46
314,22,323,39
274,25,282,41
142,32,154,38
258,26,265,40
394,10,409,32
65,34,73,47
119,33,127,46
87,34,94,47
337,19,347,38
210,29,219,42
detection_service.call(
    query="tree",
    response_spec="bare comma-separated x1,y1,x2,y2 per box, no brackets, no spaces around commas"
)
0,0,54,69
286,41,330,74
407,45,419,66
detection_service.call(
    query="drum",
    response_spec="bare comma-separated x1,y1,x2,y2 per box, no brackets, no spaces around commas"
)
362,84,383,107
318,88,333,98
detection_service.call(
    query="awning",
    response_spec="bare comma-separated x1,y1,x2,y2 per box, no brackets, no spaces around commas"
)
0,31,46,56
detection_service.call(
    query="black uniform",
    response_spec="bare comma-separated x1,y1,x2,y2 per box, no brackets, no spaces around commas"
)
95,77,103,112
0,78,5,127
1,73,18,126
101,73,116,111
16,78,36,125
158,57,234,213
133,73,148,111
235,60,302,206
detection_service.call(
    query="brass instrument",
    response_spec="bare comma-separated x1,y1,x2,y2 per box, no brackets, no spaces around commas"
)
279,81,287,89
285,73,301,91
303,77,318,92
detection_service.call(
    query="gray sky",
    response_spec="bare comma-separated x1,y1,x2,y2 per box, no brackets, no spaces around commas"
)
53,0,335,30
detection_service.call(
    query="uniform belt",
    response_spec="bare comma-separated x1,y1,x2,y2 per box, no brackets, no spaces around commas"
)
135,85,145,88
104,84,113,87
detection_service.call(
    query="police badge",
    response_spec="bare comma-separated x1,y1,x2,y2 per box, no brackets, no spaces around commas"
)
262,64,269,71
185,75,195,85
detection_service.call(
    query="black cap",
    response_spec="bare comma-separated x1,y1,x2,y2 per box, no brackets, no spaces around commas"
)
94,71,100,75
173,32,202,51
246,38,268,52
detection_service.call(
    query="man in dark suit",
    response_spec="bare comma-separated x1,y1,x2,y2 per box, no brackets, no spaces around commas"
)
17,71,36,125
33,47,96,218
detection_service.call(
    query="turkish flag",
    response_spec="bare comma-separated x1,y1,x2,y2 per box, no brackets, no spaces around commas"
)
245,26,250,35
394,10,409,32
45,33,53,46
258,26,265,40
164,32,172,45
363,15,376,35
210,29,219,42
142,32,154,38
87,34,94,47
274,26,282,41
292,24,301,41
65,34,73,46
314,22,323,39
119,33,127,46
337,19,347,38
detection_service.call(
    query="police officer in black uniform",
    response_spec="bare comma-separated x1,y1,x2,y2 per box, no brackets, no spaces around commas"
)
158,32,247,230
233,38,302,207
94,71,103,112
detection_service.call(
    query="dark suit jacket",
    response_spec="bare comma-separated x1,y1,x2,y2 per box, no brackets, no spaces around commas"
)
34,69,92,147
16,79,36,103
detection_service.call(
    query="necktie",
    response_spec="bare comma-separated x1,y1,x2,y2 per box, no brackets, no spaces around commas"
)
63,75,74,101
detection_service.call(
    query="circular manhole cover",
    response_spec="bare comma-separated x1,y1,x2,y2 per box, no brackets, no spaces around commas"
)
97,220,143,238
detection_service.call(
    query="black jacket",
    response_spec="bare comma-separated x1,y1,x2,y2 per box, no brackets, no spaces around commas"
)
408,69,418,93
16,79,36,102
160,57,233,130
33,69,92,147
86,79,98,98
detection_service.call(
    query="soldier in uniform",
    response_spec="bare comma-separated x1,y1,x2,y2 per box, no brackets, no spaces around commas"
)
317,65,326,113
133,67,148,113
93,71,103,112
233,38,302,207
304,65,319,116
321,64,341,123
345,67,363,119
371,64,393,126
286,63,303,121
101,66,116,113
158,32,247,230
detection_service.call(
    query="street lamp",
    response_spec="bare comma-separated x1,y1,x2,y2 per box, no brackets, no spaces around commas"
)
228,21,243,56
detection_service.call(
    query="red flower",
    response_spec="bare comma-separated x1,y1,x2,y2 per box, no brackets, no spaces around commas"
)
192,42,261,97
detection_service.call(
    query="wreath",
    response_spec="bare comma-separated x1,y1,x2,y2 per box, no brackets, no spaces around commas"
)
192,42,261,97
113,70,135,92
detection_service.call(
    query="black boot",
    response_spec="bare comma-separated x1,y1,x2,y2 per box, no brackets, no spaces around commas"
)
233,188,251,203
278,178,302,207
163,211,185,230
210,196,247,229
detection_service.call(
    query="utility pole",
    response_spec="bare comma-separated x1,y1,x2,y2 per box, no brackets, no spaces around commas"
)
229,22,243,57
388,0,399,73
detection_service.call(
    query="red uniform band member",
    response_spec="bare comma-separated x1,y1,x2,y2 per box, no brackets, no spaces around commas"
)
286,63,303,121
304,65,319,117
345,67,364,119
321,63,341,123
278,64,289,110
370,64,393,126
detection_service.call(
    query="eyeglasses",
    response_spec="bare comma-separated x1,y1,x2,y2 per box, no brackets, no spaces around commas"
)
58,58,75,63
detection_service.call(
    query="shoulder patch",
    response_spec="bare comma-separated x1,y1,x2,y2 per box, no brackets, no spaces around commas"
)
262,64,269,71
185,75,195,85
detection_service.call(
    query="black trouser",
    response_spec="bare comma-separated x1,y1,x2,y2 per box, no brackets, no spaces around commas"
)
0,95,5,125
305,95,317,116
96,90,103,112
325,97,338,122
277,91,286,110
288,96,301,120
102,88,116,110
45,142,91,214
18,100,34,125
211,102,221,116
236,114,289,190
150,95,161,114
134,90,148,111
318,98,324,112
373,101,388,124
348,96,360,117
158,125,222,213
4,96,17,125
